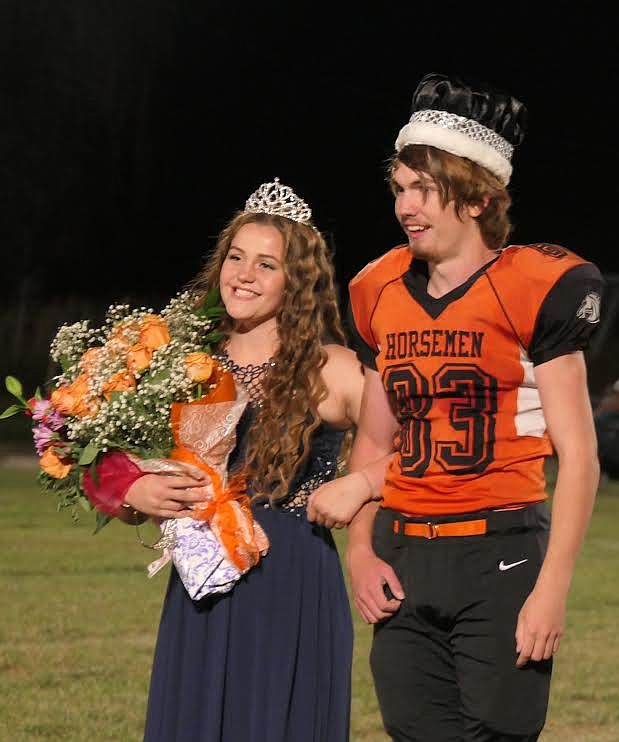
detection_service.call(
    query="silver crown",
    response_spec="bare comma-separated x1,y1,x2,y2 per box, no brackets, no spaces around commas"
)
409,110,514,160
244,177,313,225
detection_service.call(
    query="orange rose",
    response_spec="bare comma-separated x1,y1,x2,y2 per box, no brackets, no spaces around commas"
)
105,319,141,354
126,343,153,374
40,448,72,479
79,347,103,373
185,352,215,383
102,370,137,400
51,374,96,418
138,315,170,351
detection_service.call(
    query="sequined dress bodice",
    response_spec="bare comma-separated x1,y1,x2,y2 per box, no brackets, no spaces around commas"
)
216,351,346,511
229,404,345,512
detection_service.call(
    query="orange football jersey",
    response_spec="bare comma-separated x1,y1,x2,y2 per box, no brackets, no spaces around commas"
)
349,243,603,515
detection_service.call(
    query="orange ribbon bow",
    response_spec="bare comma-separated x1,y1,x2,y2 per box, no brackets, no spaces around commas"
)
168,363,268,572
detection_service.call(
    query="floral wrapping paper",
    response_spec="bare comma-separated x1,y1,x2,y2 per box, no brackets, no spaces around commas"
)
133,380,270,599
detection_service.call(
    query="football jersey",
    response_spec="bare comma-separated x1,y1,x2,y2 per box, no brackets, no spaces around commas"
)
349,243,604,515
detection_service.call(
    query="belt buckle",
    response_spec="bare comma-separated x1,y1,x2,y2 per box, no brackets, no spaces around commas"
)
426,522,439,539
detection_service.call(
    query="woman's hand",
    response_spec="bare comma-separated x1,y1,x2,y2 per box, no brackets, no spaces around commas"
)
306,472,374,529
124,471,212,520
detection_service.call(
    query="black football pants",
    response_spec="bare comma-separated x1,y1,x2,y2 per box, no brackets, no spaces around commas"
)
370,503,552,742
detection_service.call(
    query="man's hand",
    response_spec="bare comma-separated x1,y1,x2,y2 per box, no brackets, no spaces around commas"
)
307,472,373,529
515,584,567,667
347,543,404,624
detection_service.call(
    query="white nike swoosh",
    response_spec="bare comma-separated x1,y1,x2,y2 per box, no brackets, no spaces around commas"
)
498,558,528,571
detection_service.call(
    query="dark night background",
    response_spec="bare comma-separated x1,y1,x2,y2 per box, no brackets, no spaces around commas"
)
2,2,618,406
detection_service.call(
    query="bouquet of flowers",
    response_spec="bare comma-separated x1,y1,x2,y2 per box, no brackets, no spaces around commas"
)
2,289,269,597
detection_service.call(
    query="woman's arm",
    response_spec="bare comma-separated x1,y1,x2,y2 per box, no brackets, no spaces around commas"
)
83,450,210,522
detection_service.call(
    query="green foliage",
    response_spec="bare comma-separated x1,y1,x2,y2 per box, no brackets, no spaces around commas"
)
195,287,224,314
204,287,221,308
37,467,100,527
145,369,170,385
78,441,100,466
78,495,94,512
5,375,25,402
94,510,114,534
0,404,23,419
2,376,30,418
58,354,73,373
203,330,225,345
88,459,99,486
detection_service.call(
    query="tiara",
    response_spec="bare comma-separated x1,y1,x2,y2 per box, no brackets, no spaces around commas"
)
244,177,313,225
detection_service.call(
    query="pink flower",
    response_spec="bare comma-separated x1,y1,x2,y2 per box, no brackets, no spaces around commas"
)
46,408,65,431
30,398,52,420
30,398,65,431
33,425,55,456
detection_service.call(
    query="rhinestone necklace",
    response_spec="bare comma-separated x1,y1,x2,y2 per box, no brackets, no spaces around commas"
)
215,349,275,405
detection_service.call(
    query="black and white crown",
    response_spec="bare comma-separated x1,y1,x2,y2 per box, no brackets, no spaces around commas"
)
395,72,527,184
244,177,313,224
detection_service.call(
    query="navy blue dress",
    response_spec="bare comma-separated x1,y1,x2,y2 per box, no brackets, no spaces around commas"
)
143,410,352,742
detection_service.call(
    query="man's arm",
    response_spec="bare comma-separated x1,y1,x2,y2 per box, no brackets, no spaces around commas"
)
515,351,599,666
345,368,405,624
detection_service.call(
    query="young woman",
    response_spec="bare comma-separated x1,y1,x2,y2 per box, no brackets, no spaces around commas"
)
87,178,364,742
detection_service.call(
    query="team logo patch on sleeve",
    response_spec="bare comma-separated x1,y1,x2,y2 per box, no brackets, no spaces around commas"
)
531,243,568,258
576,292,601,323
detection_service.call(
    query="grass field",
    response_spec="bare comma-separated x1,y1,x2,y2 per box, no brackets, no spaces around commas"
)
1,461,618,741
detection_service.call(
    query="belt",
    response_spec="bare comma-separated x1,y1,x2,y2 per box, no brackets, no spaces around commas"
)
393,518,487,539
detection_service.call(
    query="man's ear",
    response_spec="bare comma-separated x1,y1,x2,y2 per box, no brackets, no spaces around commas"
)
466,195,490,218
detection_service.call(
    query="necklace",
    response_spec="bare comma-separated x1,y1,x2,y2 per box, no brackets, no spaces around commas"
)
215,349,275,404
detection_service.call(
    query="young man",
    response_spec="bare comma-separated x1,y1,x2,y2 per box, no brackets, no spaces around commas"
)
307,72,604,740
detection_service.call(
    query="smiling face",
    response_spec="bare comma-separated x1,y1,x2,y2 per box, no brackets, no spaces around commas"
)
392,161,483,264
219,221,286,331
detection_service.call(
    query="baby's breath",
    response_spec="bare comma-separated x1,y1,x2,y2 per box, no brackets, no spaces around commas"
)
50,320,102,379
56,290,222,459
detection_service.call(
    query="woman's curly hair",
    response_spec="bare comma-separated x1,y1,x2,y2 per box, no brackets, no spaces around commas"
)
190,211,346,504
